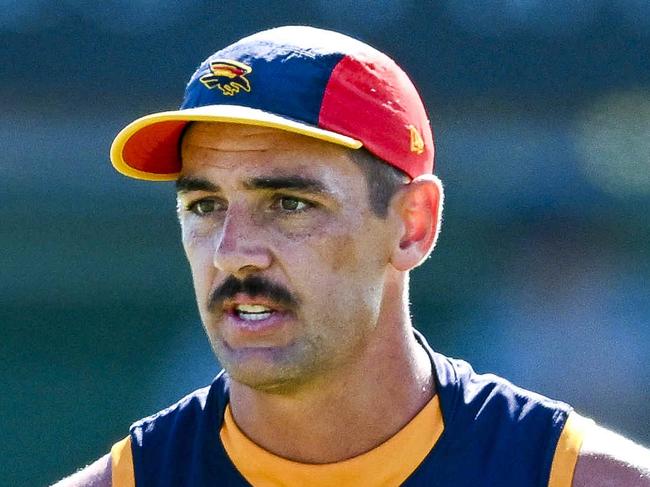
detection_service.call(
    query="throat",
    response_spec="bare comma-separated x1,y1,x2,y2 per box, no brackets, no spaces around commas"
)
226,342,435,463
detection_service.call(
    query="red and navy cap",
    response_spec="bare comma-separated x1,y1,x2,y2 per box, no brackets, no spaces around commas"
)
110,26,434,181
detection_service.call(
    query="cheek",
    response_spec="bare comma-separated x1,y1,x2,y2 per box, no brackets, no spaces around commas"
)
181,225,216,303
259,212,360,274
317,233,360,273
300,230,386,353
312,221,390,315
308,216,388,276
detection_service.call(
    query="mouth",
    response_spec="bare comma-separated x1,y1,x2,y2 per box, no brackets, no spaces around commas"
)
218,296,296,349
232,303,274,322
207,276,301,350
221,294,292,328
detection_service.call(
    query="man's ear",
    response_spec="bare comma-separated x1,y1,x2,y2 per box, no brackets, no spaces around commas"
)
390,175,443,271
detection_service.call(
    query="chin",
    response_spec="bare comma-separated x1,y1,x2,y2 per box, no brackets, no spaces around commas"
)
224,361,316,395
229,371,304,395
214,340,322,394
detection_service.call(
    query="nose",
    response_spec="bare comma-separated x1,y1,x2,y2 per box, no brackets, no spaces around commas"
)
213,204,273,276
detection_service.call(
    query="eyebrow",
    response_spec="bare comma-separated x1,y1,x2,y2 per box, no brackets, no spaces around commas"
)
176,175,330,195
244,176,329,194
176,177,220,194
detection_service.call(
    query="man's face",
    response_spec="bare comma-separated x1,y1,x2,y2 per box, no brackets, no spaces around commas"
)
177,122,397,392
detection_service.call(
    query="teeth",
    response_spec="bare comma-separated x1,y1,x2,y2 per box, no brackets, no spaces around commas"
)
239,311,272,321
235,304,273,321
236,304,271,313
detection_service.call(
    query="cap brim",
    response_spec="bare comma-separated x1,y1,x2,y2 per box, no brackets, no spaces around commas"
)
110,105,363,181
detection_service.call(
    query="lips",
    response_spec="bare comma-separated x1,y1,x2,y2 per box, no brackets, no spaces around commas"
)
219,295,295,348
233,304,273,321
220,293,294,336
208,278,299,347
223,293,287,316
208,275,298,314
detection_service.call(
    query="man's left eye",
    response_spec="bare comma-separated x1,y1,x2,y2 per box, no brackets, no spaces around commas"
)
277,196,309,212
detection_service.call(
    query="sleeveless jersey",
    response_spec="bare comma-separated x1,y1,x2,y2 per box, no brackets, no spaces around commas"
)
122,331,578,486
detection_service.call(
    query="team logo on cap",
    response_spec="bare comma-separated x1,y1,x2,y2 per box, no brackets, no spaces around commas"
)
408,125,425,154
200,60,252,96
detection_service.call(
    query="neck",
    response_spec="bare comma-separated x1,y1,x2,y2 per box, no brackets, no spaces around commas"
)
227,278,434,464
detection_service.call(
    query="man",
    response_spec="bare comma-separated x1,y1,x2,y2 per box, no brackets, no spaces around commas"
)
55,26,649,486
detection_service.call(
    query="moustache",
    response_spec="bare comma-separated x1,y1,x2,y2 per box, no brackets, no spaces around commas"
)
207,275,299,312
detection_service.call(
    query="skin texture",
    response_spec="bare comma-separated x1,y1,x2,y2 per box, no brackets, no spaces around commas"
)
176,122,441,462
50,454,111,487
54,122,650,485
573,425,650,486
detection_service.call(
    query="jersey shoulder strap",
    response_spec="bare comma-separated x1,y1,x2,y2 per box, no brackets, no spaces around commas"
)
406,331,575,486
128,371,249,487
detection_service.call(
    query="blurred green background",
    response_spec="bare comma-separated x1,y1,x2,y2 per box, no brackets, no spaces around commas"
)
2,2,649,485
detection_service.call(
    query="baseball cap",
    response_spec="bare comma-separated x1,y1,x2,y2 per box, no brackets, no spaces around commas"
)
110,26,434,181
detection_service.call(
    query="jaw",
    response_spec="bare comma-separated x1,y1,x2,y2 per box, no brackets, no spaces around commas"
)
212,334,328,394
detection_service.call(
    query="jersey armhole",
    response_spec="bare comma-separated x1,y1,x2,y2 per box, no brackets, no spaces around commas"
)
548,411,595,487
111,436,136,487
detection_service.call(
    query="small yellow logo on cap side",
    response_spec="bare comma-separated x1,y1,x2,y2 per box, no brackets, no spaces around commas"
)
200,60,252,96
408,125,425,154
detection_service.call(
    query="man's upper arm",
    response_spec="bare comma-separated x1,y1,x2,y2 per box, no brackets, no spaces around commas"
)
572,422,650,487
50,453,111,487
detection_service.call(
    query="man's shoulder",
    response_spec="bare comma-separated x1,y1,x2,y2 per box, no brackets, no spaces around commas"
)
49,375,229,486
418,351,572,484
419,332,571,422
131,382,213,430
573,422,650,486
130,372,227,441
49,454,111,487
434,352,572,426
435,352,650,485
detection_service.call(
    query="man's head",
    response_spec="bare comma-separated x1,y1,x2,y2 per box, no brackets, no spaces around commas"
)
176,122,442,392
109,26,443,392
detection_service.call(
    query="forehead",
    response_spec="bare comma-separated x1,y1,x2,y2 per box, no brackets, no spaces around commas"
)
180,122,361,183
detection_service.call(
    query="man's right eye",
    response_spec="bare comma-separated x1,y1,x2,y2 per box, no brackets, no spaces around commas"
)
188,199,217,216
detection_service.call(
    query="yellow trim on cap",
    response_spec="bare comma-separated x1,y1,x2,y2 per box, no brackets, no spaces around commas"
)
110,105,363,181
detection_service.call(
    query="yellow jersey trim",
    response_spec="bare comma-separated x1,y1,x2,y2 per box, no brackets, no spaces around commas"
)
110,435,135,487
548,411,595,487
110,105,363,181
220,394,444,487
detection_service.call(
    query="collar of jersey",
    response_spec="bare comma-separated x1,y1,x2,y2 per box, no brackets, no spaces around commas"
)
220,392,443,487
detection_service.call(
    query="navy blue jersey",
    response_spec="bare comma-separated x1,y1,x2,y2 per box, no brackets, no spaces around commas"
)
124,331,574,486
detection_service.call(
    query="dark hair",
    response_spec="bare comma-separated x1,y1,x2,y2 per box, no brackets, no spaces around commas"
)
349,148,410,218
